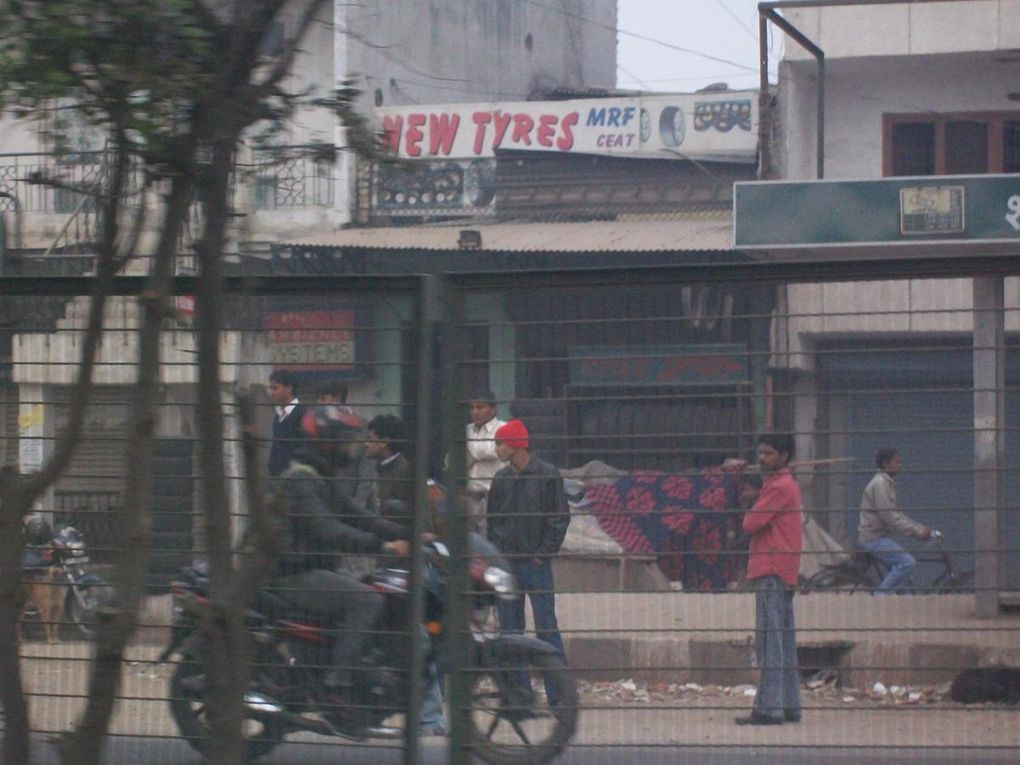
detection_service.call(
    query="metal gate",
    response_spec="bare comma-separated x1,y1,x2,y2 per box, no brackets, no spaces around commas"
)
3,256,1019,763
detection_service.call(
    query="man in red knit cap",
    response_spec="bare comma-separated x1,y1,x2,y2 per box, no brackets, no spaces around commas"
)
736,432,803,726
486,418,570,707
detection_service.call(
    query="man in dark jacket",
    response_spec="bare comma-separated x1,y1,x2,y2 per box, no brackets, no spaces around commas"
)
365,414,414,522
486,419,569,703
268,370,307,477
274,405,409,698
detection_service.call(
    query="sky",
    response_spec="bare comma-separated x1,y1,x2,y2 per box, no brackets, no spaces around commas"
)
616,0,782,93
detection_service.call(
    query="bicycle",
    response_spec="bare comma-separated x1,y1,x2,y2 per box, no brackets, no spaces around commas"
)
803,534,974,594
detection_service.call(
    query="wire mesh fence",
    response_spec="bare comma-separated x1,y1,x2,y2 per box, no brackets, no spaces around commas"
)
2,260,1018,763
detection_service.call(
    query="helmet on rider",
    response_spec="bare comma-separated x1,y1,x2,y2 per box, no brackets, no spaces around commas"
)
300,404,364,465
24,515,53,546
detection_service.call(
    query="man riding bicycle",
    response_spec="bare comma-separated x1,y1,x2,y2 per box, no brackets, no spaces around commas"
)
858,448,940,594
274,404,410,702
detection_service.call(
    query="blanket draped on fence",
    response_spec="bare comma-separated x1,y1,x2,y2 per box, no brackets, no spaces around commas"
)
583,469,742,591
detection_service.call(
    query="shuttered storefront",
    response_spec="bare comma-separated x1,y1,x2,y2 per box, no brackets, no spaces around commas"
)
821,345,1020,589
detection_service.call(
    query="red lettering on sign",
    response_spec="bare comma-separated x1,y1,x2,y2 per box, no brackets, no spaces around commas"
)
381,115,402,154
472,111,492,155
404,113,426,157
491,111,512,149
557,111,578,151
428,113,460,156
512,113,534,145
537,114,557,147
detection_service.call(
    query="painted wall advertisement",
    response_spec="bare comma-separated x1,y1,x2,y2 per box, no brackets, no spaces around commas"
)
372,92,756,215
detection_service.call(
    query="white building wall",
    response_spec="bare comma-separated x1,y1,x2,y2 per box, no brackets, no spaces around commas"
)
781,54,1019,181
775,4,1020,367
783,1,1020,61
346,0,616,107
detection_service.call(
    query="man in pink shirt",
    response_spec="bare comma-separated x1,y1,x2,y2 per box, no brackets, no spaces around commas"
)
736,433,803,726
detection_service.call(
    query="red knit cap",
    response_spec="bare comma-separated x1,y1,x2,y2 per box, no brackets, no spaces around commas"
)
494,419,529,450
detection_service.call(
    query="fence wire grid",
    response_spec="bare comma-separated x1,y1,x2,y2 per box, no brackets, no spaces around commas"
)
2,261,1019,764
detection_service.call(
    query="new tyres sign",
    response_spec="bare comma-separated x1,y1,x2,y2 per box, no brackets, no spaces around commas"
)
376,92,757,162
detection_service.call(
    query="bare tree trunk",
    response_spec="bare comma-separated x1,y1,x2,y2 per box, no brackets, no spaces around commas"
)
0,140,132,765
194,139,254,765
59,173,192,765
0,476,31,765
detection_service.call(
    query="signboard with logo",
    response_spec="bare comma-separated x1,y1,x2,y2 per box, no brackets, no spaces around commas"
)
376,92,758,163
373,158,496,215
734,174,1020,250
263,299,367,379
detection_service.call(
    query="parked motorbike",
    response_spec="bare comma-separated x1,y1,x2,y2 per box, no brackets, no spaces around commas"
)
22,519,114,640
161,535,578,764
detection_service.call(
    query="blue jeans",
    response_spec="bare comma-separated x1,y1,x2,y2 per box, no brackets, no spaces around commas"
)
419,660,446,733
496,558,566,705
751,576,801,721
859,537,916,593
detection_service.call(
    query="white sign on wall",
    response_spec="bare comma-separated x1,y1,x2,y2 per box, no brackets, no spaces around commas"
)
18,402,44,474
376,92,757,163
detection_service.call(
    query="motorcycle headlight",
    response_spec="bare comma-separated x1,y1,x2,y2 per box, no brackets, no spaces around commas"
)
483,566,516,596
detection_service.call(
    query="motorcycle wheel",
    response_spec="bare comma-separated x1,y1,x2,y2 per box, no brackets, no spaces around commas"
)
469,647,578,765
66,581,114,640
169,653,283,762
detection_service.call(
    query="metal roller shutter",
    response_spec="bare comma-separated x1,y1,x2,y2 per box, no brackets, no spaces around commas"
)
844,387,974,585
51,385,130,497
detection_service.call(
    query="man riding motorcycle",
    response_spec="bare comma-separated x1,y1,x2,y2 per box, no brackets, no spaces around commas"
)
273,404,410,703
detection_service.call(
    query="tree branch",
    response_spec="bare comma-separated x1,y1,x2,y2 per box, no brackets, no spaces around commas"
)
252,0,328,97
22,134,129,497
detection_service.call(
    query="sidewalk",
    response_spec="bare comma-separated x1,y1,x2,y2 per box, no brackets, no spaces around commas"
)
16,591,1020,754
555,591,1020,687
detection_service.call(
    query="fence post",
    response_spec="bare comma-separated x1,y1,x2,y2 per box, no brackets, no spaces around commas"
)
435,277,472,765
973,276,1005,618
406,274,440,762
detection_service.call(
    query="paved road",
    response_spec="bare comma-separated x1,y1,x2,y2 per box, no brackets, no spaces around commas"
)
17,737,1011,765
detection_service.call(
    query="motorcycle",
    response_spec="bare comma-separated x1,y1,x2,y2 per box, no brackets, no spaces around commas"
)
161,535,578,764
22,521,114,640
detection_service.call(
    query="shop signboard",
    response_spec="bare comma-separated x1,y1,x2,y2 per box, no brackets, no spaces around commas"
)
376,92,758,163
734,174,1020,250
263,299,368,379
569,344,748,387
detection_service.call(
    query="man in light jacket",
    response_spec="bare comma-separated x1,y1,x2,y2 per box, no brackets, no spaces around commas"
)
859,448,938,593
465,389,505,533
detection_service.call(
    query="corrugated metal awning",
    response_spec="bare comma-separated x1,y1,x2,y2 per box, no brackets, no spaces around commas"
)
282,215,734,253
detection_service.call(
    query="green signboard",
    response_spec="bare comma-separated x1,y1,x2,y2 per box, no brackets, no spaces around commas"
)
734,174,1020,249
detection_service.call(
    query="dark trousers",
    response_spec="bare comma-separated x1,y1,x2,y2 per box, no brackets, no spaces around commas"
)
751,575,802,720
277,569,382,687
496,558,566,705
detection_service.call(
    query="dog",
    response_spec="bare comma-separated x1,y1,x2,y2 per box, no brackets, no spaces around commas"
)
949,666,1020,704
17,566,67,644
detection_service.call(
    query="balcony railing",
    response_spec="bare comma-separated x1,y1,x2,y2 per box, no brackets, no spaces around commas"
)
1,146,336,217
0,151,108,214
249,146,335,210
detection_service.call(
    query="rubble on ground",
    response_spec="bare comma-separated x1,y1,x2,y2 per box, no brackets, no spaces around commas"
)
576,674,955,707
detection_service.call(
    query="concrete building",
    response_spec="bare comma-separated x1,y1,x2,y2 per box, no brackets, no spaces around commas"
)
1,0,617,253
0,1,616,580
764,0,1020,592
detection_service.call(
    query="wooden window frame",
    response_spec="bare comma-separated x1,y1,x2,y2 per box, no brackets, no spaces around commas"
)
883,111,1019,176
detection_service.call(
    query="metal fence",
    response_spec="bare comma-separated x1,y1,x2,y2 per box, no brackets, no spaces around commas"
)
3,255,1019,763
